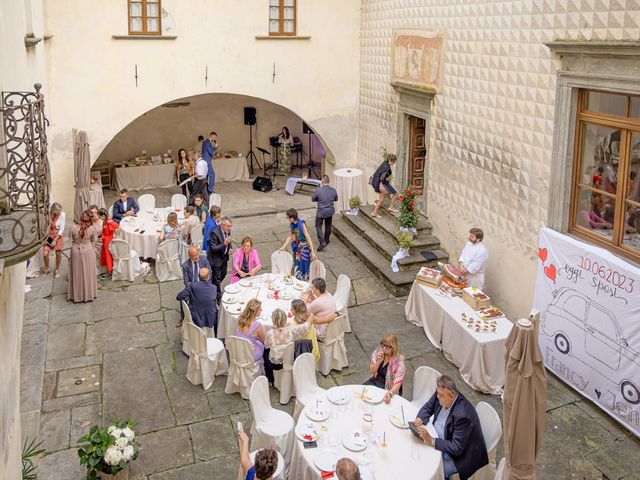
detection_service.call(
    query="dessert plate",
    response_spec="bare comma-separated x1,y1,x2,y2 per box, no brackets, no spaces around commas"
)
327,387,350,405
295,422,320,442
341,431,367,452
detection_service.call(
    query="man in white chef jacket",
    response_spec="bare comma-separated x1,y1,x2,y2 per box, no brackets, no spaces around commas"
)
458,228,489,290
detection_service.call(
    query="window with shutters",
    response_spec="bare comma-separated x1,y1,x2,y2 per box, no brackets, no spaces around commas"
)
269,0,296,36
128,0,161,35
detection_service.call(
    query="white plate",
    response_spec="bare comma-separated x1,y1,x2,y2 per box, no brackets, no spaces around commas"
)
293,283,306,291
327,387,350,405
222,296,237,304
305,403,329,422
239,279,254,287
224,285,240,294
279,292,293,300
314,451,339,473
341,431,368,452
389,413,410,429
356,387,385,405
228,305,242,314
295,422,319,442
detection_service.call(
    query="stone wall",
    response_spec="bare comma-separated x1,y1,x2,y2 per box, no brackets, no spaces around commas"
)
357,0,640,317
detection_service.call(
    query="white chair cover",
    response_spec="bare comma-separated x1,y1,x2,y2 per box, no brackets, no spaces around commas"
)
249,376,295,467
181,301,192,356
171,193,187,209
178,240,189,263
495,458,506,480
156,239,183,282
224,336,260,399
273,342,295,405
317,315,349,376
293,353,325,421
471,402,502,480
271,250,293,275
209,192,222,208
109,239,145,282
309,259,326,280
138,193,156,211
108,205,114,218
190,224,204,250
185,322,229,390
412,366,441,408
334,274,352,333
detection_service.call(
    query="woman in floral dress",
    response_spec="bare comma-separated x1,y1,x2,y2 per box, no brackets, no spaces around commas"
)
277,126,293,176
278,208,317,280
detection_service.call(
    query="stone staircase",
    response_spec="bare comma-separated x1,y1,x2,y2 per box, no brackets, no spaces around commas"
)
331,205,449,296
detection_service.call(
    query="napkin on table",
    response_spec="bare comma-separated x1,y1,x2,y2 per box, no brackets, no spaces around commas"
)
320,471,334,479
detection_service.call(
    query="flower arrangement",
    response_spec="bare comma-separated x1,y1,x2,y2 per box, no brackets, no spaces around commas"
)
397,185,420,230
78,421,139,480
396,231,416,250
348,196,361,209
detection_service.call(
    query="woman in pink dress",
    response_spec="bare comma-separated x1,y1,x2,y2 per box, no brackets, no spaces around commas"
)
68,210,99,303
42,203,65,278
229,236,262,284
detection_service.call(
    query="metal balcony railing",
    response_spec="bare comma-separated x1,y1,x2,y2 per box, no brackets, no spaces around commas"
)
0,86,51,267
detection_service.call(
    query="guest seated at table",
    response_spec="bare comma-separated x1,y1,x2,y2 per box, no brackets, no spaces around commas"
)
112,189,140,224
336,458,361,480
577,198,612,230
363,333,405,403
202,205,221,251
180,206,199,244
159,212,180,241
238,430,278,480
263,309,292,386
176,267,218,336
230,236,262,284
289,299,337,365
305,277,336,341
193,194,208,223
235,299,267,370
97,208,120,280
412,375,488,480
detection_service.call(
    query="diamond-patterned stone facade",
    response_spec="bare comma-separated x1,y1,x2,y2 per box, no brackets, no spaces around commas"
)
357,0,640,256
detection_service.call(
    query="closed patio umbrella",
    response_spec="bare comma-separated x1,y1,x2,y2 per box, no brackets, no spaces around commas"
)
502,318,547,479
73,131,91,223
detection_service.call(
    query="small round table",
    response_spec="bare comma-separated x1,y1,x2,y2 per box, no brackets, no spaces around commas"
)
332,168,367,212
119,207,185,258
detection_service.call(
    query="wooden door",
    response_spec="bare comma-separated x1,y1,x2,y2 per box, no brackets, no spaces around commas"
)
408,116,426,194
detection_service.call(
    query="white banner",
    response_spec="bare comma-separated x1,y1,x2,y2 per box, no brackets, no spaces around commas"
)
533,228,640,436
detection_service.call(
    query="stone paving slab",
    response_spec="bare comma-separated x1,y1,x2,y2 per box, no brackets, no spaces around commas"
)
21,324,47,366
45,354,102,373
85,316,167,355
37,447,86,480
38,409,70,453
69,403,101,447
189,417,239,461
20,364,44,412
23,297,51,325
56,365,101,397
46,323,86,360
586,437,640,480
42,391,101,413
130,426,194,478
148,455,241,480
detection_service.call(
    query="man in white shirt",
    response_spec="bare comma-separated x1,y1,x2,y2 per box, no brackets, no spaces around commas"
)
458,227,489,290
180,206,199,244
189,152,209,204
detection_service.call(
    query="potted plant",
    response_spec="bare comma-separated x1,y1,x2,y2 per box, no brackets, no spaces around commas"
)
348,195,361,215
78,421,139,480
396,231,416,254
397,185,420,235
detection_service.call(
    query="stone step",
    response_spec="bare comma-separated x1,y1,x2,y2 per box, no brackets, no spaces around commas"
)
332,215,449,296
359,204,432,237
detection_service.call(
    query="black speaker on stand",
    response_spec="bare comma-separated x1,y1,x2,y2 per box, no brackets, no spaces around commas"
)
244,107,259,174
302,121,320,179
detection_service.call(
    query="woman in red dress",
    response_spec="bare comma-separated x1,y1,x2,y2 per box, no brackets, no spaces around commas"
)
98,208,120,278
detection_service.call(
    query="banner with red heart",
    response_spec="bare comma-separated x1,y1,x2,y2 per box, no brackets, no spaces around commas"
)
543,264,556,282
538,247,548,263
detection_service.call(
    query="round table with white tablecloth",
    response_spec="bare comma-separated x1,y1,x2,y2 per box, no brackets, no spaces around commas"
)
289,384,444,480
332,167,367,212
218,273,309,339
118,207,185,259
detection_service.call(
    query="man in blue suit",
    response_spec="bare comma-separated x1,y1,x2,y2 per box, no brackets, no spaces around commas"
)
112,189,140,224
201,131,219,194
176,267,218,336
413,375,488,480
177,246,211,327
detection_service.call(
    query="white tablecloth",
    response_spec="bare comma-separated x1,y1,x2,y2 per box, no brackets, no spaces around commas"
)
118,207,185,259
218,273,309,339
88,181,106,209
332,168,367,212
213,155,250,182
285,177,322,195
289,385,444,480
115,163,176,191
405,281,512,394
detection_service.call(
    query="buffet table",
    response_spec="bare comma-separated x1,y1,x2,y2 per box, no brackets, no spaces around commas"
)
114,163,176,191
218,273,309,339
213,154,250,182
289,384,444,480
332,168,367,212
118,207,185,259
405,281,513,394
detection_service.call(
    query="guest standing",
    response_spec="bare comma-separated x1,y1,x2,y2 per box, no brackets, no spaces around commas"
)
235,299,266,369
201,131,219,194
178,246,211,327
278,126,293,176
312,175,338,251
179,206,199,244
176,148,194,197
202,205,221,251
363,333,406,403
159,212,180,241
229,236,262,284
176,267,218,335
207,217,233,303
68,210,98,303
89,204,103,235
42,203,65,278
278,208,317,280
112,189,140,224
97,208,120,280
189,152,209,204
370,152,399,217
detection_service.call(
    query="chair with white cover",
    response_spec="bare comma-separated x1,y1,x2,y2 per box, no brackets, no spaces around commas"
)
185,322,229,390
249,376,295,467
225,336,260,399
309,259,326,280
293,352,324,421
180,301,192,356
334,273,352,333
411,366,441,408
171,193,187,210
137,193,155,211
273,342,295,405
109,239,145,282
494,458,506,480
156,239,183,282
317,315,349,376
209,192,222,208
471,402,503,480
190,223,204,250
271,250,293,275
108,205,114,218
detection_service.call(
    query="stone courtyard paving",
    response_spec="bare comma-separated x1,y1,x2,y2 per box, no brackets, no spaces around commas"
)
20,183,640,479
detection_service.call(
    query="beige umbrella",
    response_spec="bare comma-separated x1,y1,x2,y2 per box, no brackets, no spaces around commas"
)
502,318,547,479
73,131,91,223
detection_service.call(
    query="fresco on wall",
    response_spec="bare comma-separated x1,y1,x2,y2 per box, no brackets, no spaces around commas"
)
391,29,444,90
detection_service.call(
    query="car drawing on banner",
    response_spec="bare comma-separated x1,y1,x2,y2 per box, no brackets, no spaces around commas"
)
541,287,640,405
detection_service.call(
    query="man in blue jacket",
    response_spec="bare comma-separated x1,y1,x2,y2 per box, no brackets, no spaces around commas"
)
201,131,219,194
176,267,218,336
111,189,140,224
413,375,488,480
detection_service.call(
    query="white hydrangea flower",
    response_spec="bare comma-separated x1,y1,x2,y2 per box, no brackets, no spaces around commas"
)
107,426,117,435
104,446,123,466
110,427,123,439
122,445,135,462
122,427,135,441
115,437,128,449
